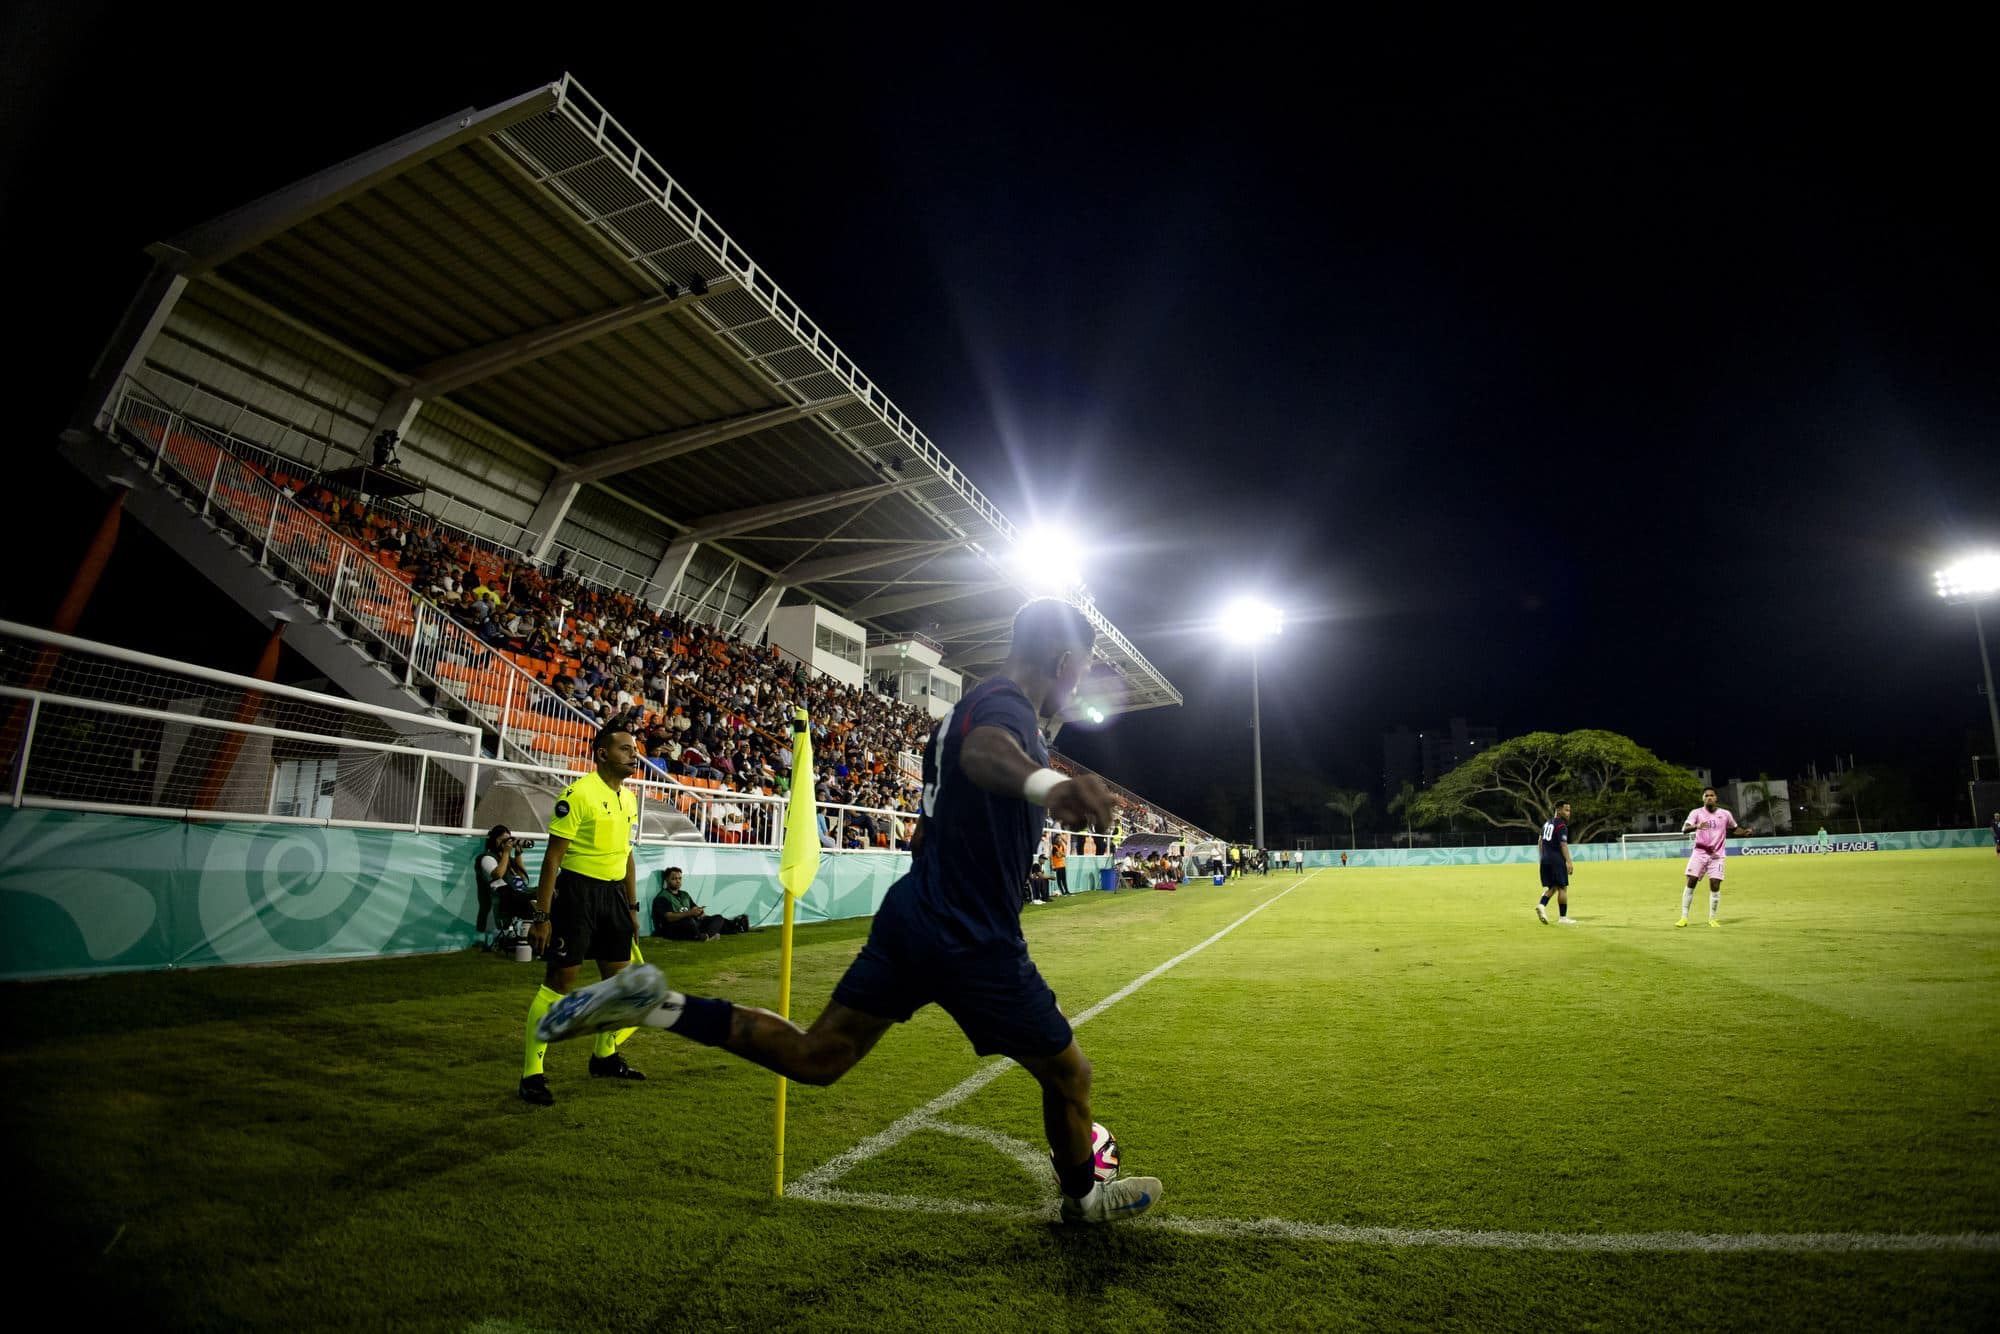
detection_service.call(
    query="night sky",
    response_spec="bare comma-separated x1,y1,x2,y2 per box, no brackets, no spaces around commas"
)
5,12,1995,835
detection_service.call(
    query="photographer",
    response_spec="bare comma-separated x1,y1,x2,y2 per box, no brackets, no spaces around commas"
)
474,825,535,946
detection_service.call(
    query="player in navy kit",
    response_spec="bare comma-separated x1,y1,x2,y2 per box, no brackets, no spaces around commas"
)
538,599,1163,1223
1536,801,1576,925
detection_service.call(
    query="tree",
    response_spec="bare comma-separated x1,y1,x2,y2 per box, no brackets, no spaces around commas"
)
1324,789,1370,848
1411,729,1704,844
1385,780,1428,847
1741,773,1786,834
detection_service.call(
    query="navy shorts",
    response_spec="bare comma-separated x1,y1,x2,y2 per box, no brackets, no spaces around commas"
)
1539,861,1569,889
833,894,1074,1062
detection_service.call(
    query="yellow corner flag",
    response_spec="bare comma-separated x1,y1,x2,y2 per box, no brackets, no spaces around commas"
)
779,706,819,900
773,706,817,1196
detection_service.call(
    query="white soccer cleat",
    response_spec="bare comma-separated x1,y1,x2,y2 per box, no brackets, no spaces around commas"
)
1559,917,1578,925
537,964,670,1044
1060,1175,1163,1225
1535,903,1549,925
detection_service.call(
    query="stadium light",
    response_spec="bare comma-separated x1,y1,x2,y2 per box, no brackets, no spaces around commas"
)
1935,552,2000,600
1934,551,2000,809
1216,596,1284,854
1220,596,1284,644
1011,524,1084,595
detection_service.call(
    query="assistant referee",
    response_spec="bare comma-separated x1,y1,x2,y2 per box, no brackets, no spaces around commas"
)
519,721,648,1105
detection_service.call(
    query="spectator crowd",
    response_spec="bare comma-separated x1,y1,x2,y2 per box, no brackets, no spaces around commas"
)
305,480,1197,843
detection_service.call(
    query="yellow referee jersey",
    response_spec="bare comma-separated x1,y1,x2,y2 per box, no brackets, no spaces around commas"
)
548,770,637,880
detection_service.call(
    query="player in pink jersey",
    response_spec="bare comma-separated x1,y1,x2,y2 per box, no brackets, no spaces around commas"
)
1678,787,1753,927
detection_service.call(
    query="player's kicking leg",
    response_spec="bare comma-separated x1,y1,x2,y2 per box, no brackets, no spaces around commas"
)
542,964,893,1086
1018,1041,1163,1224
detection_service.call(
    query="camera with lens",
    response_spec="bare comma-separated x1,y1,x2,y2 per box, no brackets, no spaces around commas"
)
511,837,538,851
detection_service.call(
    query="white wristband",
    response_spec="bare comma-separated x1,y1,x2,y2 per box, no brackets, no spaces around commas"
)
1022,768,1068,807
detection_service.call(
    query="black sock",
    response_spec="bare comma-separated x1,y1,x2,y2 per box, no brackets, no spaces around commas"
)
1057,1153,1098,1200
1539,891,1550,905
673,995,732,1046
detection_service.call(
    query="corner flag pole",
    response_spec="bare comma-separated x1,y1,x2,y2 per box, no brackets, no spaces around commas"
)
773,707,818,1197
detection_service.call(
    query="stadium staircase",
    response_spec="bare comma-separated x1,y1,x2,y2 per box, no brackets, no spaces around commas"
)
56,408,598,792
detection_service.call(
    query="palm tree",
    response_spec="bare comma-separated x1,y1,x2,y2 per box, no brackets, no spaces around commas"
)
1386,780,1424,847
1324,789,1370,849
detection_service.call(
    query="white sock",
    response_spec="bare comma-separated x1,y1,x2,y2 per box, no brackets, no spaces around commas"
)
1709,891,1720,918
1681,886,1695,916
639,990,688,1029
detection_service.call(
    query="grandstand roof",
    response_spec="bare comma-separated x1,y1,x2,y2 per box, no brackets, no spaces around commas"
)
139,75,1181,713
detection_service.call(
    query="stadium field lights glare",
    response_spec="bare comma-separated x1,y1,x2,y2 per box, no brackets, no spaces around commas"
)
1009,526,1111,725
1934,552,2000,600
1218,596,1283,852
1934,552,2000,814
1011,524,1085,595
1220,596,1284,644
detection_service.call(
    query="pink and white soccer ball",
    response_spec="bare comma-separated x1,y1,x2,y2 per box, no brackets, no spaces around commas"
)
1090,1121,1120,1183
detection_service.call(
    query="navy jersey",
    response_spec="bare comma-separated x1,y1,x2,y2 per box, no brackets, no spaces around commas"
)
908,677,1047,949
1539,815,1569,863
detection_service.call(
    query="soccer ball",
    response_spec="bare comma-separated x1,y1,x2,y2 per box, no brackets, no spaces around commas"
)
1090,1121,1120,1183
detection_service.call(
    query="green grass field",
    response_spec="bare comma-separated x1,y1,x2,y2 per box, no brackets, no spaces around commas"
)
10,852,2000,1331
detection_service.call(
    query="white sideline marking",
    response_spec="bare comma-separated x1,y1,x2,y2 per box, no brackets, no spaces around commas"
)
789,1187,2000,1254
792,874,1316,1192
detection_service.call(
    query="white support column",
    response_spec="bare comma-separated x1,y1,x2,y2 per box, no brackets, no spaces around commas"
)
76,254,188,433
498,670,515,754
649,538,699,611
521,476,581,562
367,386,423,447
733,583,786,645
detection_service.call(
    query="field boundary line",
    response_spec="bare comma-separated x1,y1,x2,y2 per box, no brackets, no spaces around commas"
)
790,1186,2000,1254
791,873,1318,1192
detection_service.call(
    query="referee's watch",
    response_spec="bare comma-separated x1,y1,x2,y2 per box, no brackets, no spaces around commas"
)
529,910,550,924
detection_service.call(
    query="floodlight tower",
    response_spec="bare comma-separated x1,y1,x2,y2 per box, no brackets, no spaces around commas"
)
1935,553,2000,794
1221,597,1284,853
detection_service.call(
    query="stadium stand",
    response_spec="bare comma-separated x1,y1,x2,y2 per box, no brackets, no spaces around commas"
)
59,71,1210,846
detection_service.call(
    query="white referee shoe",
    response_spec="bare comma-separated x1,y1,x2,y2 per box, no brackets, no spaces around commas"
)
1535,902,1549,924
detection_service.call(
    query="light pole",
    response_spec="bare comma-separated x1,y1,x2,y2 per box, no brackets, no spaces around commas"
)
1935,554,2000,811
1221,597,1283,853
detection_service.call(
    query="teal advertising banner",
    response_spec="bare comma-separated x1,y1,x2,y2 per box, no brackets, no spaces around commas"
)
6,807,1979,980
1297,828,1991,868
0,809,1124,981
0,809,904,981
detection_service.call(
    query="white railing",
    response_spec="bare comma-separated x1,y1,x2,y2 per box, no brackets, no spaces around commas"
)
120,374,664,607
4,678,909,853
817,799,917,851
111,387,606,774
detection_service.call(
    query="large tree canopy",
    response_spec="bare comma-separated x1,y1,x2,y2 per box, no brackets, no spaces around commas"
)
1410,730,1704,843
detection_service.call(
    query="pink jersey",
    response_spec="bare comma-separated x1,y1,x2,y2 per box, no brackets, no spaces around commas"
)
1685,807,1738,856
